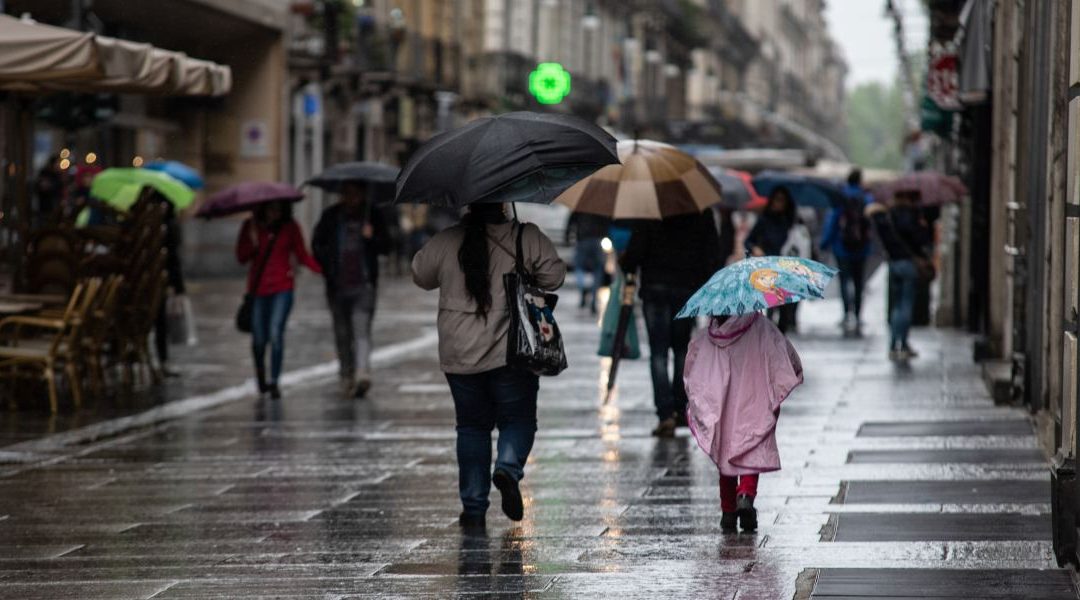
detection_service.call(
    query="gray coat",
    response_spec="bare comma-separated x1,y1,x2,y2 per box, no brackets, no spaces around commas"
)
412,221,566,374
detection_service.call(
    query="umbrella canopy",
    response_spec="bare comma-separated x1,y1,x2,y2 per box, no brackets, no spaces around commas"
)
708,167,767,210
196,182,305,219
144,160,204,190
395,111,618,207
306,161,400,191
872,171,968,206
751,170,844,209
677,256,837,318
555,140,724,219
90,168,194,210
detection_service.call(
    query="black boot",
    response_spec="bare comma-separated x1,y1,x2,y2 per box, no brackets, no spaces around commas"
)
492,469,524,521
459,512,486,531
255,364,268,396
736,494,757,532
268,384,282,400
721,512,738,532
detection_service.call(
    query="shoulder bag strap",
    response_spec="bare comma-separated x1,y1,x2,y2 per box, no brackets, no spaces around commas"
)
250,229,279,293
514,222,527,277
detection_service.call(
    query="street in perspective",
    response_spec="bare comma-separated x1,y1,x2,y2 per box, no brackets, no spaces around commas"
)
1,1,1080,599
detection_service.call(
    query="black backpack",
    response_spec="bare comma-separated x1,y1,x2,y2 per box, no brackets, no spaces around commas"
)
838,194,870,253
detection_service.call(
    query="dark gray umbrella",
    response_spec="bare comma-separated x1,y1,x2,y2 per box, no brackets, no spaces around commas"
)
306,161,400,191
394,111,619,207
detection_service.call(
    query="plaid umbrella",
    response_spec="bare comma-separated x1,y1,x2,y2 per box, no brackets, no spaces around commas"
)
554,140,723,219
872,171,968,206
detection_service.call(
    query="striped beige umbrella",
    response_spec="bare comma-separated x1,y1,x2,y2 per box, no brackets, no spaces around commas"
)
554,140,723,219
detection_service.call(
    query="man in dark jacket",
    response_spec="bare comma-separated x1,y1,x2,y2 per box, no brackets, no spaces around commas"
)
866,193,931,361
313,182,390,397
820,169,873,333
620,210,722,437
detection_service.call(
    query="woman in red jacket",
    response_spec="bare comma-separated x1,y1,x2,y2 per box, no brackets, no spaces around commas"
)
236,201,322,398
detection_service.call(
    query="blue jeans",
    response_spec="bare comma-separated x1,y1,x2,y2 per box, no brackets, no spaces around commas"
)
446,367,539,516
641,286,695,420
251,290,294,385
836,256,866,320
574,237,605,308
888,260,918,349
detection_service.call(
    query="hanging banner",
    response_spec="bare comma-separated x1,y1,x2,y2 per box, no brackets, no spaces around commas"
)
927,52,961,111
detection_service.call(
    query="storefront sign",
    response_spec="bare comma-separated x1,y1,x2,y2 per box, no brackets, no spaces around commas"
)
240,119,270,158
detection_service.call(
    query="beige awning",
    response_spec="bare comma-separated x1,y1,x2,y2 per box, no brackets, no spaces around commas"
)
0,14,99,82
0,14,231,96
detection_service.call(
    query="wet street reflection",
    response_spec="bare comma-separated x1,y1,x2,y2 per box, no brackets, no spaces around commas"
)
0,274,1069,598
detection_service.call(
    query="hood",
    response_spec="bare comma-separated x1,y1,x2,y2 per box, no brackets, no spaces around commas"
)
707,313,759,348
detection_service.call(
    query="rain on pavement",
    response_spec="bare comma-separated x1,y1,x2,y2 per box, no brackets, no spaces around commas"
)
0,263,1074,599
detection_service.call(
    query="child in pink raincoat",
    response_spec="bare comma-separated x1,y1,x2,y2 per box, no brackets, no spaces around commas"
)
683,311,803,532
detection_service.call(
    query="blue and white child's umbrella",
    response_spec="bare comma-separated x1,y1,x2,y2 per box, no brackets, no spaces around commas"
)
677,256,837,318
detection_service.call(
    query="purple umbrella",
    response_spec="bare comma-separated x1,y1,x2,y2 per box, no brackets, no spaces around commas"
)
196,182,305,219
872,171,968,206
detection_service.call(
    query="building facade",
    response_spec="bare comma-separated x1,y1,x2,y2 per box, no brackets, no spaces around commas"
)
928,0,1080,567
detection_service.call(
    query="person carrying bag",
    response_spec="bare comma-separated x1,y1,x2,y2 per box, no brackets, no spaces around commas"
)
236,232,278,333
411,203,565,529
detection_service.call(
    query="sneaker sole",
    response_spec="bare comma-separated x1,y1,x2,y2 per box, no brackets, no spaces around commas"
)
492,471,524,521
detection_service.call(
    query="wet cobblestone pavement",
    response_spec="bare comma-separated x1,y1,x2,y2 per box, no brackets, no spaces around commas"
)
1,271,1077,598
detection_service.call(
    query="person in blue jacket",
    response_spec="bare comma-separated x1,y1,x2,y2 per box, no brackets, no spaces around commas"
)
820,169,873,332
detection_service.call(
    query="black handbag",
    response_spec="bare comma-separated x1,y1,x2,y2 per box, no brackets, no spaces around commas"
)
235,230,278,333
503,223,568,376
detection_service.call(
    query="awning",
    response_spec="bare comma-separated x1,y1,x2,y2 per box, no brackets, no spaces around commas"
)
0,14,231,96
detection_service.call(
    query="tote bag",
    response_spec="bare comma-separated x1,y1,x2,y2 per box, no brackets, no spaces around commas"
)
503,223,568,376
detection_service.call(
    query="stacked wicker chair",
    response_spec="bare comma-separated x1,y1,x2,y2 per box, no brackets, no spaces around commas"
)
0,201,171,412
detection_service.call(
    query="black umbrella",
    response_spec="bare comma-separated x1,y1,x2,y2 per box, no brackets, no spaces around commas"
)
306,161,400,191
394,111,619,207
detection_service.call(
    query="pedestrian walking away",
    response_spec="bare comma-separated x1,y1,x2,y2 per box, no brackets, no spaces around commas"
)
412,203,566,529
141,188,187,378
566,212,610,314
820,168,873,334
745,187,800,333
313,182,391,398
620,211,721,437
236,200,323,399
684,313,803,532
866,192,932,361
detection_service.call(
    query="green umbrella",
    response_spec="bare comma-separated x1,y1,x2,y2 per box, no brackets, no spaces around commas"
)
90,168,195,210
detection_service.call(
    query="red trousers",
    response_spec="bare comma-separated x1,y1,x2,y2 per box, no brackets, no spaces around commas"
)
719,474,759,513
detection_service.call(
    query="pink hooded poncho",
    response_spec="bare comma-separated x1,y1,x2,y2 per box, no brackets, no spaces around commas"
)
684,312,803,476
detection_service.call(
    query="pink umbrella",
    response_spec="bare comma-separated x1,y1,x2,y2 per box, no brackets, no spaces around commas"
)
872,171,968,206
195,181,305,219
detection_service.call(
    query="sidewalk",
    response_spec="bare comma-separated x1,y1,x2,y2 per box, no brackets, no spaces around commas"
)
0,273,433,451
0,270,1075,599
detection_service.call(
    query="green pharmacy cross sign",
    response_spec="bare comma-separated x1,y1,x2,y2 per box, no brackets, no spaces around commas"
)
529,62,571,105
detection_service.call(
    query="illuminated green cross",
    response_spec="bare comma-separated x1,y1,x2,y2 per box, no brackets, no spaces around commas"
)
529,62,572,105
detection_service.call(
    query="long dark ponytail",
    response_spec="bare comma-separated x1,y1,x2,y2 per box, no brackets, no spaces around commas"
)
458,204,505,319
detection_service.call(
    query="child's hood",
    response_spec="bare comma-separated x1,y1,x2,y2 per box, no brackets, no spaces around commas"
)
707,313,760,348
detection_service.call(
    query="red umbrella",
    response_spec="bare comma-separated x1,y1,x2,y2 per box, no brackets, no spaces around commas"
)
196,181,305,219
872,171,968,206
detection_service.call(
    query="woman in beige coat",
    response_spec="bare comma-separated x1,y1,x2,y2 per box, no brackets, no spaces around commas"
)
412,203,565,529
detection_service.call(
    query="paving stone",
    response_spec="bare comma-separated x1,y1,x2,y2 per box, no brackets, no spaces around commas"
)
841,480,1048,505
810,567,1076,598
847,449,1045,464
830,513,1052,542
857,420,1033,437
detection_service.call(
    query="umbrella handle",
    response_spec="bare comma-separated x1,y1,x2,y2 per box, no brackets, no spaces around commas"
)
621,273,637,305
